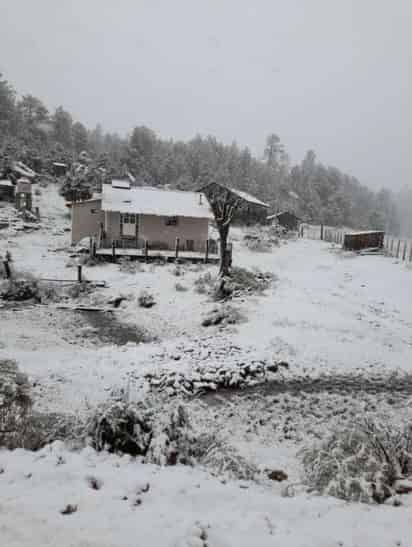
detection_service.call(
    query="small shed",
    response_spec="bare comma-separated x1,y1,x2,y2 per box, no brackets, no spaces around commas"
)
343,231,385,251
15,178,33,211
200,182,269,224
0,180,15,202
52,162,68,177
268,211,300,231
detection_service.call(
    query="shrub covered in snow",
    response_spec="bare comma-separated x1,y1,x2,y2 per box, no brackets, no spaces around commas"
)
200,439,259,480
175,282,188,292
228,266,274,294
193,271,214,294
301,417,412,503
138,290,156,308
0,360,32,448
118,258,144,274
0,277,40,301
66,280,92,299
86,398,198,466
201,304,245,327
212,267,274,301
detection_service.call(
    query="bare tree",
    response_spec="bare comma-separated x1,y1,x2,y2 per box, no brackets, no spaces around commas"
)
202,182,256,277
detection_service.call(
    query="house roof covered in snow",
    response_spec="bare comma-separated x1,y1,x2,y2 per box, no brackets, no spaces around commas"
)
12,161,36,179
101,185,213,219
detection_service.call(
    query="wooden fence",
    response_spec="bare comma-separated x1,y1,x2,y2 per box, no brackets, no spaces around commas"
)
302,223,412,264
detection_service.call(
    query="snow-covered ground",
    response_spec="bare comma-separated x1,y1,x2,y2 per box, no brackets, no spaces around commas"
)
1,185,412,546
2,442,412,547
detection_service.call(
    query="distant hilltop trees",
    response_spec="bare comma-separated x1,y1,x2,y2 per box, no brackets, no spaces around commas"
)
0,72,406,235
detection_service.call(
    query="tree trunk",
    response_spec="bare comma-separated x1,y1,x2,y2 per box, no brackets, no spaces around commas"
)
218,223,230,277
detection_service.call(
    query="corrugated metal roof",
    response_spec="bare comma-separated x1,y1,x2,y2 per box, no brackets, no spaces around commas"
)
102,186,213,219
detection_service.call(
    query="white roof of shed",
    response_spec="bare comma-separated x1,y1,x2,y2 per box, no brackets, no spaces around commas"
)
111,179,131,189
102,185,213,219
230,187,269,208
0,179,13,187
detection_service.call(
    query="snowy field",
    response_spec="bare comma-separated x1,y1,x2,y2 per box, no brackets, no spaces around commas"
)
1,186,412,546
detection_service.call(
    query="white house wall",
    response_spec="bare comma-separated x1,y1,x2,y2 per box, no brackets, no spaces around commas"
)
71,199,103,244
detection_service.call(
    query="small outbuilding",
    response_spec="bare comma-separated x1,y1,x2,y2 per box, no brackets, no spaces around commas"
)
343,231,385,251
267,211,300,231
52,162,68,177
0,180,15,202
199,182,269,224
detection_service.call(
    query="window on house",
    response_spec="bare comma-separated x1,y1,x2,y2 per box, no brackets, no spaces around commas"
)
165,216,178,226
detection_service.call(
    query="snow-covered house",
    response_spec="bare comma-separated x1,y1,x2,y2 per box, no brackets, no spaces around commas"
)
70,182,214,255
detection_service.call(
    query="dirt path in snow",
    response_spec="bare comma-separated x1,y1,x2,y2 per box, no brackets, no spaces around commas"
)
203,371,412,402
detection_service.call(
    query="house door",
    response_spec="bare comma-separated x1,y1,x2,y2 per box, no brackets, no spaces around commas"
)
121,213,137,238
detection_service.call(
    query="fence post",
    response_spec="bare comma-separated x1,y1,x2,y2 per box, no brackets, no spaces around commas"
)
112,240,116,262
320,224,324,241
144,240,149,263
35,206,40,220
396,239,401,259
204,239,209,264
3,260,11,279
92,241,97,258
175,237,180,260
77,265,82,283
402,241,407,261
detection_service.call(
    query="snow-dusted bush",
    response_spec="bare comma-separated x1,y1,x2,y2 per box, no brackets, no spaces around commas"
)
145,404,197,466
175,282,188,292
194,271,214,294
200,439,258,480
227,266,274,294
66,281,92,299
118,258,144,274
201,304,245,327
301,418,412,503
172,265,184,277
86,398,198,465
0,277,40,301
87,400,153,456
0,360,32,448
138,290,156,308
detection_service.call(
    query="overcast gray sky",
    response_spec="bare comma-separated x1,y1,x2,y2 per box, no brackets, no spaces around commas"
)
1,0,411,189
